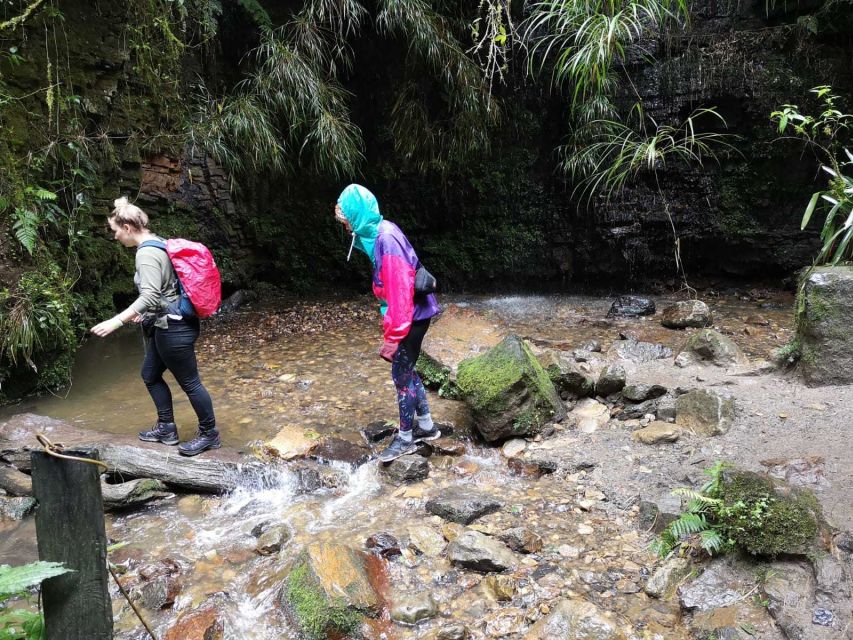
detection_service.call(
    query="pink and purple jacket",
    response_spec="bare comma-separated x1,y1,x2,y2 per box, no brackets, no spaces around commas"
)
336,184,439,346
373,220,440,345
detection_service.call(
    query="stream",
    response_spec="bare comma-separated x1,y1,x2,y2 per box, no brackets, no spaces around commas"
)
0,290,796,639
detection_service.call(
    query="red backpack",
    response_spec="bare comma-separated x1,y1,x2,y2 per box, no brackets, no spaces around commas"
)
140,239,222,318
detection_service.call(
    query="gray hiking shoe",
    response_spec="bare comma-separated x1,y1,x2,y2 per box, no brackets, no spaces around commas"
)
411,424,441,442
138,421,179,446
178,428,221,456
377,435,417,462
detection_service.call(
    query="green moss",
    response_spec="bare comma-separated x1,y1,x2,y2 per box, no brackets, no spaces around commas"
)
716,471,820,557
284,561,362,640
457,335,561,430
416,353,450,389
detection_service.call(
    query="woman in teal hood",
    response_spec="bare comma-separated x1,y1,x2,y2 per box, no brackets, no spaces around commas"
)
335,184,441,462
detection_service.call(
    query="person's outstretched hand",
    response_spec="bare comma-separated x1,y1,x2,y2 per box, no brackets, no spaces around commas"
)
91,317,123,337
379,341,397,362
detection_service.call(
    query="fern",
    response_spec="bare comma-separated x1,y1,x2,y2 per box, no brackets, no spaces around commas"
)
669,513,708,537
11,207,39,255
673,488,722,506
700,529,724,555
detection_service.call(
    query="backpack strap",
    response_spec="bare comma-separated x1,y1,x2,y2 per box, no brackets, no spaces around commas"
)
139,239,167,251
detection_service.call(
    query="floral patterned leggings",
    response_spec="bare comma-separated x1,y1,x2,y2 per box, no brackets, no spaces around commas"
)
391,318,431,434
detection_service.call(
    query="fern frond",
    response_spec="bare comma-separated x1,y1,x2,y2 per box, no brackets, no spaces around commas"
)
12,207,39,255
669,513,708,538
700,529,724,555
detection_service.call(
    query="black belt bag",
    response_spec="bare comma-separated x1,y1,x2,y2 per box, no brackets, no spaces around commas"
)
414,266,437,295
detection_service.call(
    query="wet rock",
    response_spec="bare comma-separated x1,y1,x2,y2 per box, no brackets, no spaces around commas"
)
501,439,526,458
264,424,322,460
677,329,748,367
382,455,429,484
607,295,656,318
365,532,401,558
433,622,469,639
638,494,681,534
431,437,465,456
622,383,668,402
0,496,36,520
135,575,182,610
656,394,677,422
447,530,517,572
485,574,516,602
256,524,291,555
632,421,681,444
570,398,610,432
676,389,735,436
0,465,32,496
101,478,171,510
797,265,853,386
608,339,673,363
540,354,596,399
406,526,445,557
813,555,849,600
280,542,382,637
596,364,626,396
163,593,228,640
250,520,272,537
361,421,396,443
310,437,371,466
390,591,437,625
660,300,713,329
499,527,543,554
581,340,602,352
678,563,744,612
507,457,557,478
484,607,525,636
645,556,692,598
523,598,626,639
762,560,815,640
616,399,659,421
425,487,503,524
456,335,565,442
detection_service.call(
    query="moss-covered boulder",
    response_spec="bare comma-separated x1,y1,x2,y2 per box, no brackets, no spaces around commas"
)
796,265,853,386
280,543,383,639
456,335,565,442
717,471,822,557
415,352,461,399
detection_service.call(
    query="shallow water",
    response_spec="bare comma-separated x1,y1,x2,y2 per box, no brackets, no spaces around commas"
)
0,291,795,638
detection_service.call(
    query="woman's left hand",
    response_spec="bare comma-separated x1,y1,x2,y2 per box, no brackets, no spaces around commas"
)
379,341,398,362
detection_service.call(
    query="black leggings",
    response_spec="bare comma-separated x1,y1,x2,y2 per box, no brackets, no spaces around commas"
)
140,318,216,430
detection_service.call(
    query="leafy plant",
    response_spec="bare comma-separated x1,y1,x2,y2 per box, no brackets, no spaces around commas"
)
0,561,73,640
7,187,63,256
772,86,853,266
651,461,731,557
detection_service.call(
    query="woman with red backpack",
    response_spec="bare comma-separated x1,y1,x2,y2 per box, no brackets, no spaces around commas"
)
335,184,441,462
91,197,221,456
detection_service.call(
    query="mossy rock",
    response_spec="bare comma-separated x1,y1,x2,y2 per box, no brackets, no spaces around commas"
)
717,471,822,557
415,352,461,400
678,329,748,367
456,334,565,442
795,266,853,386
280,543,381,640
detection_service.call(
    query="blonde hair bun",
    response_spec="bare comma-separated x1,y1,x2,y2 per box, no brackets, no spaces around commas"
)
110,196,149,231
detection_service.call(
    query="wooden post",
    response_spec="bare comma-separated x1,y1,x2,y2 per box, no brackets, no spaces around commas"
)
31,449,113,640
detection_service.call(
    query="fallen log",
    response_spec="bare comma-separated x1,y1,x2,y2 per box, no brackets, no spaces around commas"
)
101,478,171,510
0,413,261,493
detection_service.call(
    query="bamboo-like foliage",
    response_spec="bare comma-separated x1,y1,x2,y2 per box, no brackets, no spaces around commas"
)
377,0,499,173
190,0,498,179
524,0,688,105
562,107,739,202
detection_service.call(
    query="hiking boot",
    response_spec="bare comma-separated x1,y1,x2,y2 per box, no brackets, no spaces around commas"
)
377,435,417,463
411,423,441,442
138,421,179,446
178,428,221,456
